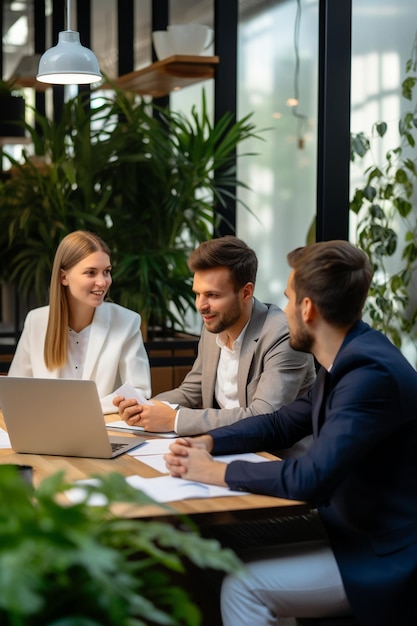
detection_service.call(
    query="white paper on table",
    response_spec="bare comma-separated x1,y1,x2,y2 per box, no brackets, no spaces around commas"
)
126,474,250,502
65,474,249,506
136,450,269,474
108,383,178,437
135,454,169,472
132,439,173,455
0,427,11,449
65,453,272,505
112,383,177,411
107,420,177,439
113,382,153,405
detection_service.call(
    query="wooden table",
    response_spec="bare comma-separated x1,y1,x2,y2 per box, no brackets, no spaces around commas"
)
0,412,308,524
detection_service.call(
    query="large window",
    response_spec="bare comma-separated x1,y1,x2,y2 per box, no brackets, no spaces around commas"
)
170,1,318,312
237,0,318,309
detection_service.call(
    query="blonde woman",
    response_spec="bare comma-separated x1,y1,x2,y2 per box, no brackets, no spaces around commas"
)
9,230,151,413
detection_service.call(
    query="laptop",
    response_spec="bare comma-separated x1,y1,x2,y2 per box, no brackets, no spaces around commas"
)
0,377,146,459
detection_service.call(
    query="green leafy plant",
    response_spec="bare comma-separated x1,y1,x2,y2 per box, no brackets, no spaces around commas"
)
350,32,417,353
0,465,241,626
0,86,261,334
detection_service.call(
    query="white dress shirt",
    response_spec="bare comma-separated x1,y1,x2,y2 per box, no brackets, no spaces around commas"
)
60,326,91,379
214,323,249,408
174,322,250,431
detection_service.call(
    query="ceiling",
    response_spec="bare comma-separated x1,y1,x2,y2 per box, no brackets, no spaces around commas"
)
1,0,279,81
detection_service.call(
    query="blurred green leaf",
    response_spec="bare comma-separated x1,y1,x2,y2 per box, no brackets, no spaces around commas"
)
0,466,241,626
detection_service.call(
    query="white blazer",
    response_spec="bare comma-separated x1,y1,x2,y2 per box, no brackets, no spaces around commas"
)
8,302,151,413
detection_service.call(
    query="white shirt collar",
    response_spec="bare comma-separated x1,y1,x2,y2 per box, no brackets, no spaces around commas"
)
216,318,250,352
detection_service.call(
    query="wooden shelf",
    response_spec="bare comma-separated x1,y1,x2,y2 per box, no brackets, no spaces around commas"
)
0,136,31,146
11,56,219,97
106,55,219,97
12,76,50,92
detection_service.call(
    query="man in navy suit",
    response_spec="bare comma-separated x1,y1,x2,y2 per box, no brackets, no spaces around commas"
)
165,240,417,626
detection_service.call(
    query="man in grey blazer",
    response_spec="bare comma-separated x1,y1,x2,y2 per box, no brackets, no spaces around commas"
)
114,236,316,436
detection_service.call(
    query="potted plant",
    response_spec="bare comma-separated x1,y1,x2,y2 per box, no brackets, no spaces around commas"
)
0,464,240,625
350,32,417,356
0,86,261,338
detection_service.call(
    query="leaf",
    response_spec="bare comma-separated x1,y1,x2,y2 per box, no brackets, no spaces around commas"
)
350,132,369,158
0,469,240,625
393,197,412,218
375,121,387,137
402,76,417,100
367,167,383,182
390,274,404,293
349,189,364,215
402,242,417,264
363,185,377,201
369,204,385,220
395,168,408,184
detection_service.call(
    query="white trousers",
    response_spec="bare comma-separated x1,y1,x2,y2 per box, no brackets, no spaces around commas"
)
221,540,352,626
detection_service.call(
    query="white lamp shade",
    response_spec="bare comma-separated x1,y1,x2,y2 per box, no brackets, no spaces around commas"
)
37,31,101,85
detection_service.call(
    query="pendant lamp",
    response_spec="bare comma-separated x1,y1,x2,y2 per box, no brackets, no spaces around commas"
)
37,0,101,85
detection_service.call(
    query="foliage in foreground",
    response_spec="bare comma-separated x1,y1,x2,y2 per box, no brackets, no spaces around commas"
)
0,466,241,626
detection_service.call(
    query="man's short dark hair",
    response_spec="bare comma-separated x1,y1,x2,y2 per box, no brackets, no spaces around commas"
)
287,240,373,328
188,236,258,291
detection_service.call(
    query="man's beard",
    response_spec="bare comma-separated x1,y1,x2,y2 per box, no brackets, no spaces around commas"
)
202,297,242,334
289,313,314,353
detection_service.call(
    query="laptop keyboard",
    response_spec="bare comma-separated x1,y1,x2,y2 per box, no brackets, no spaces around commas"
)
111,442,127,453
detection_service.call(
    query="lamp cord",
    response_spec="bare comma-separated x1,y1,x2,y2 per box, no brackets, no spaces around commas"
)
66,0,72,31
292,0,308,149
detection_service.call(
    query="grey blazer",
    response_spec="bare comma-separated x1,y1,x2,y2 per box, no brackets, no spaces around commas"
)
157,298,316,435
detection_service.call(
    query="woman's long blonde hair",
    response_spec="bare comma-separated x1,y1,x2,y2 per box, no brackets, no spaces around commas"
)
44,231,111,370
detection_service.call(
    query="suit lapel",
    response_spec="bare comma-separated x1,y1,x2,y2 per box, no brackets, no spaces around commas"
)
311,322,370,435
312,366,329,436
236,300,267,405
201,330,220,406
237,335,257,405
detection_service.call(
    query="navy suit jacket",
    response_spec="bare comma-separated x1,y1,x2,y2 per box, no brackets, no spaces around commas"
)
210,320,417,626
